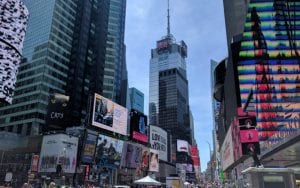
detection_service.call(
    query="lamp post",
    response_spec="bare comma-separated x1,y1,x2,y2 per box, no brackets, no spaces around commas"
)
206,141,213,182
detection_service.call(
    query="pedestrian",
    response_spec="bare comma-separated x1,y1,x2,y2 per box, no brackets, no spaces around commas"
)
49,182,56,188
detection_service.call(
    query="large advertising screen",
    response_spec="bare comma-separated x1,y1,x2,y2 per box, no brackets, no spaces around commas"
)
121,142,142,169
0,0,28,104
149,149,159,172
130,109,148,143
149,125,168,161
95,134,124,169
81,131,98,164
237,1,300,151
92,93,128,135
38,134,78,173
177,139,189,153
45,93,69,131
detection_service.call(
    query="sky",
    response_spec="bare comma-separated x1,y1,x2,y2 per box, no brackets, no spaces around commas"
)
125,0,228,171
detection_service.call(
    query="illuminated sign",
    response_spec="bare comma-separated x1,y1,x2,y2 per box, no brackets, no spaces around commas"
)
130,109,148,143
237,0,300,151
149,125,168,161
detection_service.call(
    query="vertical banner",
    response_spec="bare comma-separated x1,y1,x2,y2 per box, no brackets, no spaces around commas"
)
149,149,159,172
121,142,142,169
81,131,98,163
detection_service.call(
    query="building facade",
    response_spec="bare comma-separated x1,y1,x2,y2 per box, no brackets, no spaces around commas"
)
0,0,127,135
128,87,144,113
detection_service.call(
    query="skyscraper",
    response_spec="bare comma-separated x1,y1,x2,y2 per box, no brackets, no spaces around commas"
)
128,87,144,113
0,0,127,135
149,2,191,143
102,0,127,107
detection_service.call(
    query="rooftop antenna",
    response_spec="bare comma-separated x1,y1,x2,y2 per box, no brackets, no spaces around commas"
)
167,0,170,36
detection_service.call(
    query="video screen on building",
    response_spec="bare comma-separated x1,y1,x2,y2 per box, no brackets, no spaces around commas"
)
237,1,300,151
130,109,148,143
92,93,128,136
149,125,168,161
121,142,142,169
95,134,124,169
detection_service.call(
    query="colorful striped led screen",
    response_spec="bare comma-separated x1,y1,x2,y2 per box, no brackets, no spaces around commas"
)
237,0,300,151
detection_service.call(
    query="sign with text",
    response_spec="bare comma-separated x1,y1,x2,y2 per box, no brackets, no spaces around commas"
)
177,139,189,153
149,125,168,161
221,126,234,170
81,131,98,163
240,129,259,143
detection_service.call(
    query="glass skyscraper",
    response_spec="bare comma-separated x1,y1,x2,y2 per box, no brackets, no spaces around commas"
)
102,0,127,106
0,0,127,135
128,87,144,113
0,0,77,135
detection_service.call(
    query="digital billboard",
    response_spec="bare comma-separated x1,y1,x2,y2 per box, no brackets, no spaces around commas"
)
149,125,168,161
38,134,78,173
121,142,142,169
45,93,70,131
237,1,300,151
177,139,189,153
130,109,148,143
92,93,128,135
135,146,150,178
81,131,98,164
149,149,159,172
0,0,28,104
95,134,124,169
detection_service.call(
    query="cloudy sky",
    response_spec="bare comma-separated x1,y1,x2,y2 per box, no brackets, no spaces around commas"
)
125,0,228,171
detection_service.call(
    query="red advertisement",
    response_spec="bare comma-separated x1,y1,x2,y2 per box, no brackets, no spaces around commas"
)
192,157,200,166
31,155,39,172
190,146,199,157
240,129,259,143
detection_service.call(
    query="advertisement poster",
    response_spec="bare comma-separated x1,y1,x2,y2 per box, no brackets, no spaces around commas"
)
240,129,259,143
121,142,142,168
31,155,39,172
149,149,159,172
81,131,98,163
0,0,28,104
149,125,168,161
130,110,148,143
135,147,150,178
177,139,189,153
166,177,181,188
92,93,128,135
95,134,124,169
38,134,78,173
221,126,234,170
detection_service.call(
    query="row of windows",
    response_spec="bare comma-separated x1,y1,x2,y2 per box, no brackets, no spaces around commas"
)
17,67,43,80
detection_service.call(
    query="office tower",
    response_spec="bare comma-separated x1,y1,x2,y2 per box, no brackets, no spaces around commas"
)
102,0,127,106
0,0,78,135
0,0,127,135
149,2,191,143
128,87,144,113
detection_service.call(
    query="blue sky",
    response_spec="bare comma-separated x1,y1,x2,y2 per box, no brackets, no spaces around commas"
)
125,0,228,171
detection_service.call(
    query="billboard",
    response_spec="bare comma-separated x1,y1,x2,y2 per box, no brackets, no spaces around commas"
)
166,177,181,188
30,155,39,172
135,147,150,178
38,134,78,173
177,139,189,153
149,149,159,172
121,142,142,169
45,93,69,131
130,109,148,143
221,126,234,170
149,125,168,161
0,0,28,104
237,1,300,151
92,93,128,135
95,134,124,169
81,131,98,164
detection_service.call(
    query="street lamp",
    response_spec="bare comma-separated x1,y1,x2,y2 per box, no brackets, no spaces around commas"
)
206,141,213,182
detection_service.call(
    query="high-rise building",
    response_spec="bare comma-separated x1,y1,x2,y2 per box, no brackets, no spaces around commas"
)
102,0,127,106
0,0,127,135
128,87,144,113
149,2,191,143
